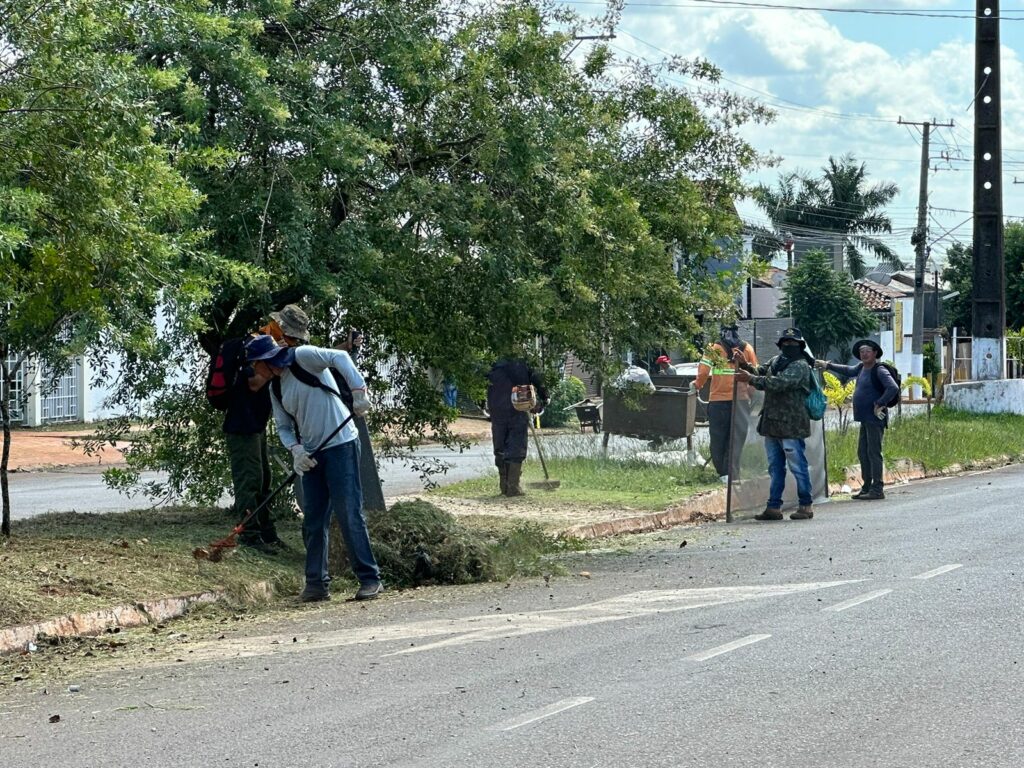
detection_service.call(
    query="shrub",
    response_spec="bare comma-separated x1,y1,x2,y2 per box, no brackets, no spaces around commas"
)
541,375,587,428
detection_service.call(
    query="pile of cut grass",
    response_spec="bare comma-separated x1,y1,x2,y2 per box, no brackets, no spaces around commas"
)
3,500,585,630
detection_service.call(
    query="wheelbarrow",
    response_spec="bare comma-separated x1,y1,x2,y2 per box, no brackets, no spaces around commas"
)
567,398,602,433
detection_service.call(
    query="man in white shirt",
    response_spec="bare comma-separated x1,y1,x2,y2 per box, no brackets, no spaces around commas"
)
247,335,382,603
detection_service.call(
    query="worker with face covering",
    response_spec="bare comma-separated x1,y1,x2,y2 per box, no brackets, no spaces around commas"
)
735,328,815,521
695,324,759,483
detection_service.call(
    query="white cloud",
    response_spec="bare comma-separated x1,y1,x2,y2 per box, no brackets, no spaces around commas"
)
599,2,1024,263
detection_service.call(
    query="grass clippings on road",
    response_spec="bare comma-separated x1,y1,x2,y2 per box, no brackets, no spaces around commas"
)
1,500,588,639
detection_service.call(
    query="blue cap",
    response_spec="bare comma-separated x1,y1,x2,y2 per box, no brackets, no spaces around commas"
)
245,335,294,367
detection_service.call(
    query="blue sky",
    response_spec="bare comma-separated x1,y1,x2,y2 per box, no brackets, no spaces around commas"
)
560,0,1024,268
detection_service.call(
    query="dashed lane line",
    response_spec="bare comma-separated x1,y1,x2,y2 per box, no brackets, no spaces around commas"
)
911,564,963,580
684,634,772,662
821,589,893,613
490,697,596,732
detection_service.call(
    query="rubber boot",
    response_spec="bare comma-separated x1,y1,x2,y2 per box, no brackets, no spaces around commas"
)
790,504,814,520
498,462,509,496
505,462,525,497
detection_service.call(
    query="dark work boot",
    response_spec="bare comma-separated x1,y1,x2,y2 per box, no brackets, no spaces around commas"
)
498,462,509,496
861,487,885,500
505,462,525,497
790,505,814,520
754,507,783,521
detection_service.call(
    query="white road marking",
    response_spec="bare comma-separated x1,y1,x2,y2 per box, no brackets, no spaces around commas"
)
384,581,861,656
685,634,772,662
911,564,963,580
183,580,862,662
821,589,893,613
491,697,595,732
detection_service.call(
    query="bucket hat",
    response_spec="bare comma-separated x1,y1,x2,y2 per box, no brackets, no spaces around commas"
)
852,339,884,359
269,304,310,342
776,327,807,348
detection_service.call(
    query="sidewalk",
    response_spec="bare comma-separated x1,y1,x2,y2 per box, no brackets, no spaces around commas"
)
3,417,498,473
3,428,128,472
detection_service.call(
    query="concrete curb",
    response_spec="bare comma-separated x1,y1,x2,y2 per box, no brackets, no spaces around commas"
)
0,591,221,656
563,455,1020,541
564,488,727,539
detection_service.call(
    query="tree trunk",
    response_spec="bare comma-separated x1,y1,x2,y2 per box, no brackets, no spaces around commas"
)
1,363,12,537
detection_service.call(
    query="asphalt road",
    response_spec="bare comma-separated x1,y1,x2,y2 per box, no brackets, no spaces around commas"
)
3,464,1023,766
5,442,498,520
4,431,709,519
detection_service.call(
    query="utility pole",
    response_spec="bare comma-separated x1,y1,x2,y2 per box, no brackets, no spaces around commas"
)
972,0,1005,381
899,117,954,391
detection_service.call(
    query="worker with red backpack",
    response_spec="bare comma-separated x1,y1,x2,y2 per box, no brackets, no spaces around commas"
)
816,339,901,501
204,305,313,552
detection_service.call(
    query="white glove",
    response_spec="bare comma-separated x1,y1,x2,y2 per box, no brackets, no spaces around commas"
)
351,388,371,418
814,359,829,371
290,444,317,476
873,404,887,421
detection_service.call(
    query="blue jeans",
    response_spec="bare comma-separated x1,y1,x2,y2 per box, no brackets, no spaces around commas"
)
301,441,380,590
764,437,813,508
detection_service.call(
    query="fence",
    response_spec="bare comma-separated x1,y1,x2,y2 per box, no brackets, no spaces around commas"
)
0,356,83,425
947,330,1024,383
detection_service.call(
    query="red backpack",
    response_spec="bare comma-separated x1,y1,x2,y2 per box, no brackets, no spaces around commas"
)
205,337,246,411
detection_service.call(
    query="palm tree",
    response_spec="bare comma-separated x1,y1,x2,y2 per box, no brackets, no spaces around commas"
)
754,155,903,279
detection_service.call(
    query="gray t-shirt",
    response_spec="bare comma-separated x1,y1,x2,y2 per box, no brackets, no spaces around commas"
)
270,346,365,452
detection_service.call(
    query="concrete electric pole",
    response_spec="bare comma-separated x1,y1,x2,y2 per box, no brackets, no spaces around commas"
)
899,117,953,392
971,0,1005,381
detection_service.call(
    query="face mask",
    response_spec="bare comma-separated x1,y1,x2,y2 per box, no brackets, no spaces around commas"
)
781,344,802,359
720,328,741,351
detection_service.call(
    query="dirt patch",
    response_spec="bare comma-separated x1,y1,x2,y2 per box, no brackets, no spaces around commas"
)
394,491,693,533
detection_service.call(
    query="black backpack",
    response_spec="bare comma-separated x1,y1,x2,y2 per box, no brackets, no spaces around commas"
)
864,362,902,408
205,337,246,411
271,359,353,411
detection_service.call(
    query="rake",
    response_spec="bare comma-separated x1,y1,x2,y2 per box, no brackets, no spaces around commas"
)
193,414,353,563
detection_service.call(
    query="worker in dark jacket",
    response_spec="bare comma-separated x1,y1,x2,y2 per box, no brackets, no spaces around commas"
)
735,328,815,521
487,359,548,497
816,339,900,500
221,334,279,551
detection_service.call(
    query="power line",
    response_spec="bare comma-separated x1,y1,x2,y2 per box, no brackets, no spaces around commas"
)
563,0,1024,20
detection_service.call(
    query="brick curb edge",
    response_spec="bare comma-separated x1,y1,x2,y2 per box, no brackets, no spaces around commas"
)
1,591,222,656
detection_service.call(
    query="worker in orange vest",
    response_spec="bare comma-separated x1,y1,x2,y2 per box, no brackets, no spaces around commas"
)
695,324,759,482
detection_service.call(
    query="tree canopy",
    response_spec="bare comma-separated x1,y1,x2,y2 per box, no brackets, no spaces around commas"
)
755,154,902,279
783,249,877,358
3,0,773,513
0,0,206,533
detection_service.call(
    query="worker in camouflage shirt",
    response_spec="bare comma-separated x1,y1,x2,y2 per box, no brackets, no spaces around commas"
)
734,327,814,521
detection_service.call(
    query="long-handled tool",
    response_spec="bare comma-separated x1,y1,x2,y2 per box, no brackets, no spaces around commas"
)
527,417,560,491
193,414,354,563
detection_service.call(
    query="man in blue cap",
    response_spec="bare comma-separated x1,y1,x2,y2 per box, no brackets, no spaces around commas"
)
735,327,815,521
247,334,381,603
